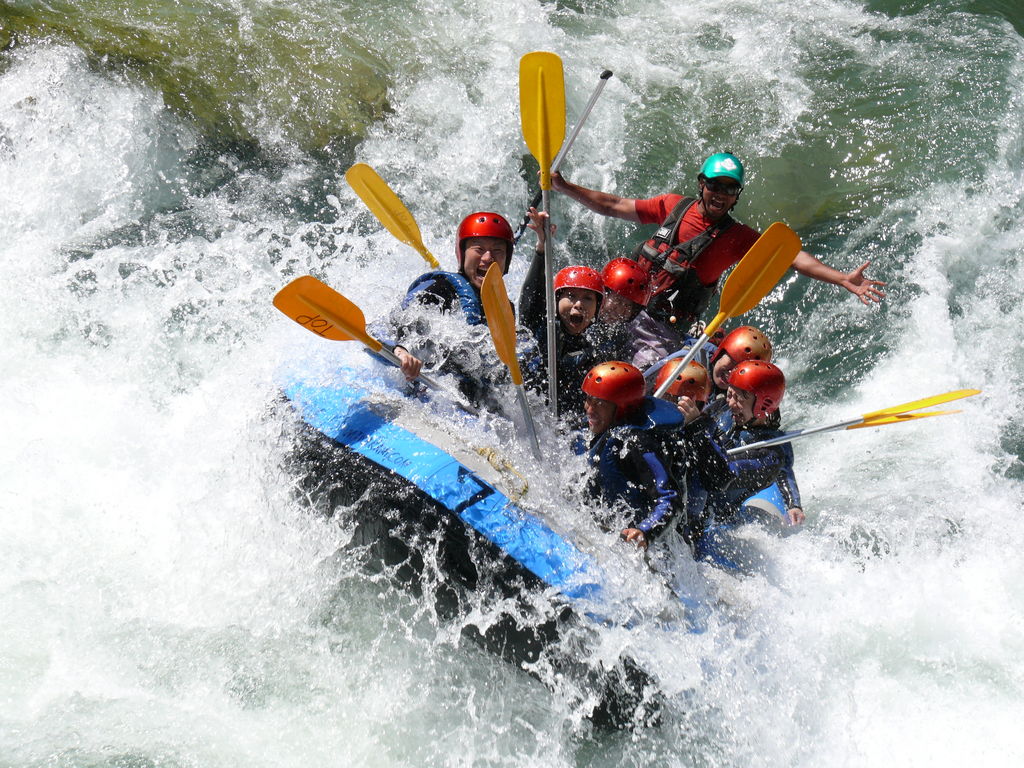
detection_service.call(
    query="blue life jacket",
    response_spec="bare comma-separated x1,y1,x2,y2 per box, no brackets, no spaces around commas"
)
402,271,485,326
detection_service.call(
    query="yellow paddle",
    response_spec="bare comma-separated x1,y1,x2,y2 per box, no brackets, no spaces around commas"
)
520,51,566,416
847,410,961,429
726,389,980,455
513,69,613,243
653,222,802,399
860,388,981,420
273,275,479,413
345,163,440,269
480,263,542,459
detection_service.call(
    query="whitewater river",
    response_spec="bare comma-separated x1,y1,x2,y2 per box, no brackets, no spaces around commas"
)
2,1,1023,765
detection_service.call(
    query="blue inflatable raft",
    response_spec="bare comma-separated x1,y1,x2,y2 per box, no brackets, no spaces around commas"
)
280,365,791,725
280,371,701,727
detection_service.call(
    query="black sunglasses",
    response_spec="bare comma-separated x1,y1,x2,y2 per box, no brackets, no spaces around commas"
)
703,178,742,196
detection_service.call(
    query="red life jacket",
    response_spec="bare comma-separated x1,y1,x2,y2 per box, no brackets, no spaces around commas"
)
632,197,734,326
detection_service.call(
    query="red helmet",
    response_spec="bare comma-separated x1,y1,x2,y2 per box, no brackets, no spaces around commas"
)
728,360,785,418
456,212,514,273
582,361,645,416
601,258,651,307
654,360,710,403
711,325,773,367
554,266,604,300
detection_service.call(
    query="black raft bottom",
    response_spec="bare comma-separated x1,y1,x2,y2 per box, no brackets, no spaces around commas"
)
282,404,664,730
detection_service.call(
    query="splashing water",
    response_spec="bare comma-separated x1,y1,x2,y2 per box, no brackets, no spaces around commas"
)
2,1,1024,764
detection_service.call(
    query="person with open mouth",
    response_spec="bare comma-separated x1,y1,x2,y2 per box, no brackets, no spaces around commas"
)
518,207,606,418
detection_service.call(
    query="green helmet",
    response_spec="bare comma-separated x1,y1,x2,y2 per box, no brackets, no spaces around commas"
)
699,152,744,186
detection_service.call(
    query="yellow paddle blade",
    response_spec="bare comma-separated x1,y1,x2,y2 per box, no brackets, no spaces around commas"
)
848,409,961,430
480,263,523,386
345,163,440,269
519,52,566,191
861,388,981,420
273,275,383,352
720,222,801,316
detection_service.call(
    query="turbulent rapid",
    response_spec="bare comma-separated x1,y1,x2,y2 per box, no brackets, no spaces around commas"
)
2,1,1024,765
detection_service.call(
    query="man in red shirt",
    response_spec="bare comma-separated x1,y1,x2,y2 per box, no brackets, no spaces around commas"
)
551,152,885,364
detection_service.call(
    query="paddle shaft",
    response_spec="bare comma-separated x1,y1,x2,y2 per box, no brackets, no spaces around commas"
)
643,350,695,381
515,385,543,458
371,345,445,390
552,69,612,173
376,345,483,417
726,417,862,455
514,70,613,243
542,189,559,416
652,331,711,399
726,410,960,455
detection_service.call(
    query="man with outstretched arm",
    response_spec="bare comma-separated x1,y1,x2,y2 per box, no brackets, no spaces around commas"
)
552,152,886,361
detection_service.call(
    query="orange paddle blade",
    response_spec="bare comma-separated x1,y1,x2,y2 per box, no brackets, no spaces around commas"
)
273,275,383,351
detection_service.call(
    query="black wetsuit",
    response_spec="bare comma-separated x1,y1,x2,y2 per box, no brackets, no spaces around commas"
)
685,397,801,539
584,398,689,543
518,248,599,418
381,270,507,410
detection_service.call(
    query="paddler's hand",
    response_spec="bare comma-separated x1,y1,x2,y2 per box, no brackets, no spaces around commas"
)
526,206,556,251
676,395,702,425
841,261,886,304
786,507,805,526
550,170,569,193
620,528,648,550
394,347,423,381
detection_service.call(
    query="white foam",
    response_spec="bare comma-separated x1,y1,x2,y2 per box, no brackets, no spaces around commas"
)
3,7,1024,765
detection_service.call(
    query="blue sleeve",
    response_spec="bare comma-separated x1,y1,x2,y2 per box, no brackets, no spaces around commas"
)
635,450,681,534
726,451,783,477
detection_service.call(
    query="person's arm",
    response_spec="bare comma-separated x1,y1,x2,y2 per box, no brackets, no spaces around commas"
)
629,446,685,542
387,277,453,380
517,209,550,334
551,171,641,222
775,444,804,526
791,250,886,304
